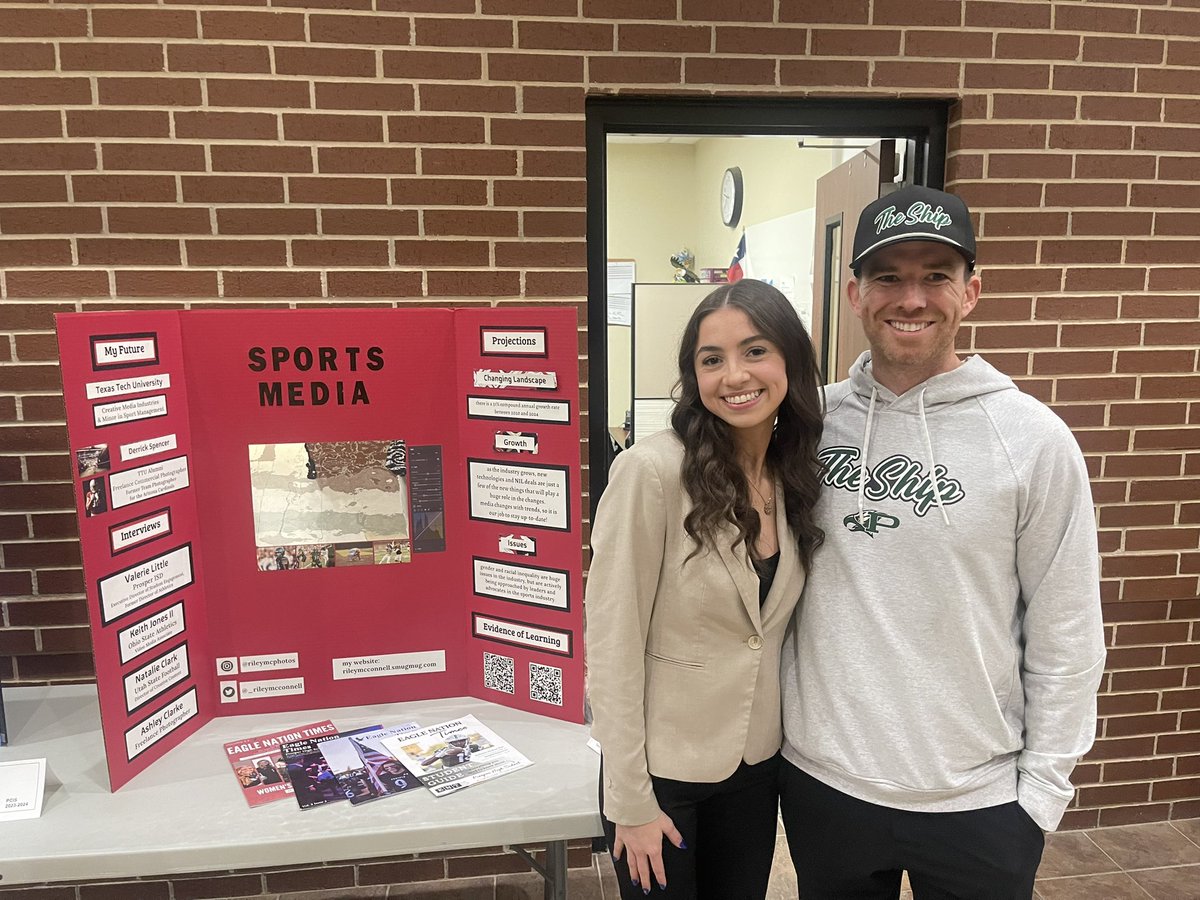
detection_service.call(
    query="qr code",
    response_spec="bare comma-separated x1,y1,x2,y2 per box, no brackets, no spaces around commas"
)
483,652,515,694
529,662,563,706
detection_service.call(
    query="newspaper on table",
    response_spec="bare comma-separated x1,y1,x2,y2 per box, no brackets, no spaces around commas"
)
321,721,421,805
380,714,531,797
281,724,380,810
222,719,337,807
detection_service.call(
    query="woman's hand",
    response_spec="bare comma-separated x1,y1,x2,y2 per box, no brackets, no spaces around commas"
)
613,812,685,891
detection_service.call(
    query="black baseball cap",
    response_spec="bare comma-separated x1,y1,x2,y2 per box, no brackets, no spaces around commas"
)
850,185,976,274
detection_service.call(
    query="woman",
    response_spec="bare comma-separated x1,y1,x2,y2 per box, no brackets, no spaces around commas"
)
588,279,824,898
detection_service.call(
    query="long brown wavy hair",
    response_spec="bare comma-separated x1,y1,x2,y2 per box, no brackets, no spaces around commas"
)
670,279,825,571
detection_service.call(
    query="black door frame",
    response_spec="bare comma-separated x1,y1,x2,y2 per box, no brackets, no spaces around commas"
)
585,96,950,513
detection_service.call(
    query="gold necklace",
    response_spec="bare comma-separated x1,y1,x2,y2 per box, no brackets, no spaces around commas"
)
748,475,774,516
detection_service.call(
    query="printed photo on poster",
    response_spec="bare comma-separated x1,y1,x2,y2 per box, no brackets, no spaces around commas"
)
75,444,111,478
83,476,108,517
468,459,569,532
248,440,410,571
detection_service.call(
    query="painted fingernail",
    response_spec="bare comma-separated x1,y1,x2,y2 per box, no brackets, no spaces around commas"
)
631,877,639,886
680,840,688,850
642,889,650,896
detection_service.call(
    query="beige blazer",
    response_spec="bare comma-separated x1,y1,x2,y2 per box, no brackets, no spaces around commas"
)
587,430,806,825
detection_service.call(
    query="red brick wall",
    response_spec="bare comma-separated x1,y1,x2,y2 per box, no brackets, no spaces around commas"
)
0,0,1196,852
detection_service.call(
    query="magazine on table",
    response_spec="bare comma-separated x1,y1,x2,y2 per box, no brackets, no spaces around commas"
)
381,714,532,797
320,721,421,805
222,719,337,807
281,724,380,810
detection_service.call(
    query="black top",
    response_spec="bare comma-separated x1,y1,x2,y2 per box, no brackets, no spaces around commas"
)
754,550,781,607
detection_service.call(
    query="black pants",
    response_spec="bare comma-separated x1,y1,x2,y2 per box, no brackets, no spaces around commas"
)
600,754,780,900
779,761,1044,900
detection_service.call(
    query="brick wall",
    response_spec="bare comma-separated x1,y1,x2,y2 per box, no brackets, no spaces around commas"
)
0,0,1197,873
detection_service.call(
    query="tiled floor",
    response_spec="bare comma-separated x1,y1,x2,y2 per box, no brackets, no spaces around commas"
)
390,816,1200,899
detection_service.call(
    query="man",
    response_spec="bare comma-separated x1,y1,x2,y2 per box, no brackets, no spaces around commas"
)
779,185,1105,899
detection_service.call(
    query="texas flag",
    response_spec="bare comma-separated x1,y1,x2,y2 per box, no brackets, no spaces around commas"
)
728,233,746,283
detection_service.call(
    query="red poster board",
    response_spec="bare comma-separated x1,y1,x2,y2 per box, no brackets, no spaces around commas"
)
56,307,583,790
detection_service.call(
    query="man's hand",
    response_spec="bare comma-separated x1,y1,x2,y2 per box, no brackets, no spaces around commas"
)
613,812,685,892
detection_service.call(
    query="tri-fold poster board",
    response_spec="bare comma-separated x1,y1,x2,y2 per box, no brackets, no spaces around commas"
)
55,307,584,790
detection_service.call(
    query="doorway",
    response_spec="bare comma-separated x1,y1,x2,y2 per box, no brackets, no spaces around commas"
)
585,97,949,510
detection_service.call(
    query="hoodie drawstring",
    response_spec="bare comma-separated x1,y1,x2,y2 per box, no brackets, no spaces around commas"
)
918,386,950,526
857,387,877,525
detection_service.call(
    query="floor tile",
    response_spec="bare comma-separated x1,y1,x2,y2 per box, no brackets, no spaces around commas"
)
598,854,620,900
1037,831,1121,878
766,833,797,900
1088,823,1200,871
1171,819,1200,850
1127,865,1200,900
495,866,602,900
1035,872,1153,899
386,875,494,899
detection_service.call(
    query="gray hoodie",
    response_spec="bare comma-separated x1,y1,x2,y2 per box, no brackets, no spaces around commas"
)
781,352,1105,831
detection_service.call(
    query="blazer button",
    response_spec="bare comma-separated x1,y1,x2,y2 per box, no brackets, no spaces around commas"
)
747,635,763,650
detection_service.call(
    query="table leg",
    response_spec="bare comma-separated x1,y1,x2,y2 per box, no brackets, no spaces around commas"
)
543,840,567,900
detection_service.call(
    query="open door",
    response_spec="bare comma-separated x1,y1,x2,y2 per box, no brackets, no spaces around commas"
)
812,141,898,383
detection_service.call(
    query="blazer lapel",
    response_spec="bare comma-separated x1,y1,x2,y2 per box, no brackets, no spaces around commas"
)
716,523,762,630
760,488,800,629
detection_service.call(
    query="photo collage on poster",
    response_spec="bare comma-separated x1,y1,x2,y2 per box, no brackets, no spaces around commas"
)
249,440,412,571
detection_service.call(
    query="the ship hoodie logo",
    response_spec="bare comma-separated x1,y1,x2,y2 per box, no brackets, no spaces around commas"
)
843,510,899,537
819,446,965,519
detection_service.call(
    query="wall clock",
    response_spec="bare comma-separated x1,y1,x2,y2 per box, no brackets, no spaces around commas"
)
721,166,744,227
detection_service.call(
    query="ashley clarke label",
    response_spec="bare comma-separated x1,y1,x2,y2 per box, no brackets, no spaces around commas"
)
98,543,194,625
123,642,190,714
117,601,185,665
332,650,446,680
479,327,547,357
124,687,197,762
109,455,190,510
110,508,172,555
93,394,168,428
120,433,177,463
472,369,558,390
472,613,572,657
91,332,159,370
86,372,170,401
